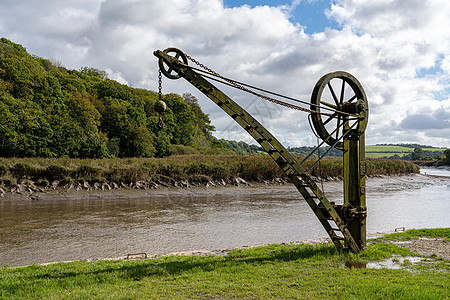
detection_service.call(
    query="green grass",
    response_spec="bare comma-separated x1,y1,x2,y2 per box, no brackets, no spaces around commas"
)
0,228,448,299
365,145,447,159
373,228,450,242
366,145,415,153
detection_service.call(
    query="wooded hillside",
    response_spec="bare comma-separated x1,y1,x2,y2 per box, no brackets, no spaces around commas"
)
0,38,225,158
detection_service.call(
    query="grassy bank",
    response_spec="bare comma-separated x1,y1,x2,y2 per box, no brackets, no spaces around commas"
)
0,228,448,299
0,155,419,190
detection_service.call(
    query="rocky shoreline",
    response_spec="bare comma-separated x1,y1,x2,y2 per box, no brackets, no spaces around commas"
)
0,176,295,198
2,172,449,200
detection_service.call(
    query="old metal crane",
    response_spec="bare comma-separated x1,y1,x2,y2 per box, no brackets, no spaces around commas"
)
154,48,368,253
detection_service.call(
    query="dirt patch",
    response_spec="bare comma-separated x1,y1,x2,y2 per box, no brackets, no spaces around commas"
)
392,239,450,260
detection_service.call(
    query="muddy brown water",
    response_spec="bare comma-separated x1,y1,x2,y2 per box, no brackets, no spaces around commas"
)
1,171,449,267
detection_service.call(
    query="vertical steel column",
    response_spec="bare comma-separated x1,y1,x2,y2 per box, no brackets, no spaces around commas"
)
359,133,367,250
343,125,366,251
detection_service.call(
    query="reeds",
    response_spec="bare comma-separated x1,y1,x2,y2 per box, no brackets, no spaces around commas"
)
0,155,419,186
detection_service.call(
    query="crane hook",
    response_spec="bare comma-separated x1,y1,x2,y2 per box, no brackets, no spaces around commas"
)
155,100,166,130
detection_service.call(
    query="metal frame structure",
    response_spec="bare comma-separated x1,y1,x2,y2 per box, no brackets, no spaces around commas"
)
154,48,368,253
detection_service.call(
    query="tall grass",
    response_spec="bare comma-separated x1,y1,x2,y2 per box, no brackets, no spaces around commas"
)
0,155,419,186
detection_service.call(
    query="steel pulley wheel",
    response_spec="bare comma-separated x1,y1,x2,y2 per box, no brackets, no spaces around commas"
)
310,71,368,150
158,47,188,79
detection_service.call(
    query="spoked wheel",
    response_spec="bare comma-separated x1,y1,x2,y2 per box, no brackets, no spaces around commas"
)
310,71,368,150
158,47,188,79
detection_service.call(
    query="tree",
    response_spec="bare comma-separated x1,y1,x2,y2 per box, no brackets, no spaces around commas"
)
80,67,107,80
411,147,424,161
445,149,450,164
99,97,155,157
64,92,108,158
0,94,53,157
0,39,224,158
164,93,196,146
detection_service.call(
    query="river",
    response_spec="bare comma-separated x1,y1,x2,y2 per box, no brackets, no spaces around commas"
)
1,169,449,267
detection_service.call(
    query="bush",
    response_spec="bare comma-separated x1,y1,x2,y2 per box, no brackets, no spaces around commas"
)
10,163,39,179
171,144,200,155
36,179,49,187
0,164,8,177
76,165,102,179
45,165,69,180
106,167,150,183
60,177,73,185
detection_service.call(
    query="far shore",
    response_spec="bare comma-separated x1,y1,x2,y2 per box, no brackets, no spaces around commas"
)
0,154,420,199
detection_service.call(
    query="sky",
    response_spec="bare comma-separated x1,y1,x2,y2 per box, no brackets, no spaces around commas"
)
0,0,449,147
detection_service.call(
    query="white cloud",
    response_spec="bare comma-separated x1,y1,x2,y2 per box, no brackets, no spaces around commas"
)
0,0,449,147
442,55,450,74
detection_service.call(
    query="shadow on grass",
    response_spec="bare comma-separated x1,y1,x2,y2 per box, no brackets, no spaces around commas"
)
31,243,340,282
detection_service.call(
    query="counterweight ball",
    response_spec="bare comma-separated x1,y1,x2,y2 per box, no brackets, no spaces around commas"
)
154,100,167,113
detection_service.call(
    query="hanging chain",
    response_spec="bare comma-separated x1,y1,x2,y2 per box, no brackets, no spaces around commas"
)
158,68,162,101
157,69,165,129
184,54,333,116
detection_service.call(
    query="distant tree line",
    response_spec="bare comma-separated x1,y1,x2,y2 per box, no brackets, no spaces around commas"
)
218,139,343,157
218,139,264,155
375,143,439,149
0,38,224,158
386,147,445,161
287,146,343,157
373,144,447,161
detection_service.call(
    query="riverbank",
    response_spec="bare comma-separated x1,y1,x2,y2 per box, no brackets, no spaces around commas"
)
0,155,420,197
1,229,448,299
1,172,448,201
37,228,450,264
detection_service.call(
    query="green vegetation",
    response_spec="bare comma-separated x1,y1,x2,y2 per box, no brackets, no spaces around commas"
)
1,39,447,165
220,141,346,157
0,156,419,188
366,144,447,161
0,228,447,299
372,228,450,242
220,142,448,162
0,38,227,158
219,139,265,155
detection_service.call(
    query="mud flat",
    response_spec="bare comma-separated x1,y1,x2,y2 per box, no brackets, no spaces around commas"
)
390,238,449,260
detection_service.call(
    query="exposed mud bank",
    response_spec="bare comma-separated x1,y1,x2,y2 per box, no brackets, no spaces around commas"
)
0,176,284,199
391,239,450,260
1,173,448,202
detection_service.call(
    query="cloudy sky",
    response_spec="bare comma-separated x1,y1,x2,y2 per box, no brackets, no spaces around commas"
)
1,0,449,147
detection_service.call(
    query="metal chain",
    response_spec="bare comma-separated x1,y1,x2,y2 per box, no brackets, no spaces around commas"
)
158,69,162,101
157,69,164,129
184,54,333,116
